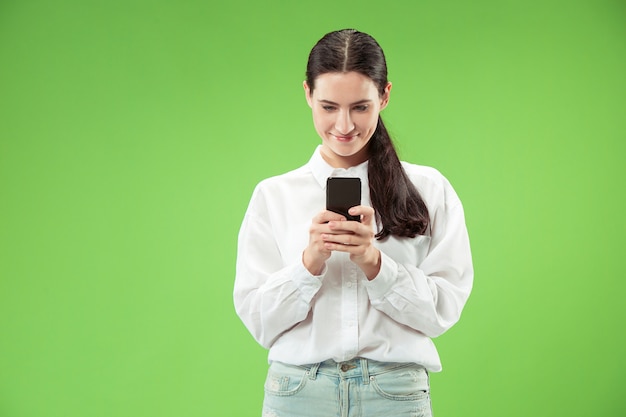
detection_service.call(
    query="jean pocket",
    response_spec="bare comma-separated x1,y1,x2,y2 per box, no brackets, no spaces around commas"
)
370,364,430,401
264,362,309,397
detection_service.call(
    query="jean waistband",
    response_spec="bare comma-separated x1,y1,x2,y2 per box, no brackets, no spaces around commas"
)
305,358,421,382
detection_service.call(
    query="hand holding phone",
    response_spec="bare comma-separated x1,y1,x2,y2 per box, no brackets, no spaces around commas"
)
326,177,361,222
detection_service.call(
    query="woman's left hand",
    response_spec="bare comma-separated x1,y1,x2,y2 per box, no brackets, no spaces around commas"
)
322,205,381,280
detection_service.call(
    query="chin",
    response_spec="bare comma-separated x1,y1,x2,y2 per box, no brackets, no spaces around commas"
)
321,137,370,162
329,145,358,155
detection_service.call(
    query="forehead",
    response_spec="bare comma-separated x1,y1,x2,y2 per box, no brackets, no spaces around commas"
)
312,72,379,101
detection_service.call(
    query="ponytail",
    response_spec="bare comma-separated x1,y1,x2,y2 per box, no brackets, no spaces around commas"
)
368,117,430,239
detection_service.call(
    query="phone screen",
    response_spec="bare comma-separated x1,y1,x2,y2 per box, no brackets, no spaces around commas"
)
326,177,361,222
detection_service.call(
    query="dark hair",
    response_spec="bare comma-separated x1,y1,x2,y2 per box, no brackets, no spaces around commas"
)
306,29,430,239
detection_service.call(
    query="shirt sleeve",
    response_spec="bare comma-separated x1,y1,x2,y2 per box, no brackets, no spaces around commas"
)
362,175,473,338
233,184,325,348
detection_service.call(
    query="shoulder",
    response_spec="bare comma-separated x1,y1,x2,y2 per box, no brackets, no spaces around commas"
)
247,163,318,209
254,163,314,192
400,161,449,188
400,161,462,208
243,162,322,223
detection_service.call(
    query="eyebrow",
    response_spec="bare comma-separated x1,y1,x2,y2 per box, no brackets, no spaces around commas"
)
317,99,372,106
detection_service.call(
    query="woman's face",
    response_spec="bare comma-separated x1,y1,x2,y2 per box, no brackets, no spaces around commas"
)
304,71,391,168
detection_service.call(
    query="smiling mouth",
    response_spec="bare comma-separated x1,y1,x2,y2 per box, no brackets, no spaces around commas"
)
332,133,358,141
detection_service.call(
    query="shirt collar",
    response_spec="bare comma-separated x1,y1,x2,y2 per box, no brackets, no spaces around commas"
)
308,145,369,189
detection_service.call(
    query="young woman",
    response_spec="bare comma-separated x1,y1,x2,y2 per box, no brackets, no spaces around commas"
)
234,29,473,417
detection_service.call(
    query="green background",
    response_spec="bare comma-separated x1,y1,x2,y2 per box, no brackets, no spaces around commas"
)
1,0,624,416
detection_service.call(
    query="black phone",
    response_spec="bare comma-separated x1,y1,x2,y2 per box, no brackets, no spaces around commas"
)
326,177,361,222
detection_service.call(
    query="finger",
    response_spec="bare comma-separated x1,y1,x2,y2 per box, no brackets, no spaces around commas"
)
348,205,375,224
323,241,354,253
328,219,371,236
322,233,355,245
328,221,358,234
314,210,347,225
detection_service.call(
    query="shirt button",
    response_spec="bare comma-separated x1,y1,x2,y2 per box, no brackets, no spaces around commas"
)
341,364,350,372
346,282,353,288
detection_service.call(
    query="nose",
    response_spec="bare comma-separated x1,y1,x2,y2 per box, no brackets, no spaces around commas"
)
335,110,355,135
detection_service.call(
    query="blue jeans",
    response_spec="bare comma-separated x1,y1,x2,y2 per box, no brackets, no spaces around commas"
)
262,358,433,417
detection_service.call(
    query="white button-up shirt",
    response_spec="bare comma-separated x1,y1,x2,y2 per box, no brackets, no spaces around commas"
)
234,146,473,371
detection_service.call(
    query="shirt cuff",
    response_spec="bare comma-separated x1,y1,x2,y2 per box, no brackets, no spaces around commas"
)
363,251,398,301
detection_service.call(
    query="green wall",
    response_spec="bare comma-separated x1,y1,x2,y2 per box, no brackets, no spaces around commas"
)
1,1,624,416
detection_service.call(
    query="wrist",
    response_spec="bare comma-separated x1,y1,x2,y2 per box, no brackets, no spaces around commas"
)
302,249,326,276
357,248,381,281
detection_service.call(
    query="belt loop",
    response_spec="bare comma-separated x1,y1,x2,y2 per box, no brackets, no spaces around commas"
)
360,358,370,385
308,362,321,380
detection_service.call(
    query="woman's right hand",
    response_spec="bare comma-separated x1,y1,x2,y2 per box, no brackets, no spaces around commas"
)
302,210,347,275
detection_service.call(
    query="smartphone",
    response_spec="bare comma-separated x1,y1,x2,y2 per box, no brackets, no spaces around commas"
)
326,177,361,222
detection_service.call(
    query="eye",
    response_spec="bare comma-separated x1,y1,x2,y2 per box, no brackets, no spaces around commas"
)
353,105,369,112
322,105,337,112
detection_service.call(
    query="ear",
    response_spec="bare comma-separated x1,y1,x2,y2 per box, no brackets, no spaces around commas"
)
380,82,392,110
303,81,313,108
